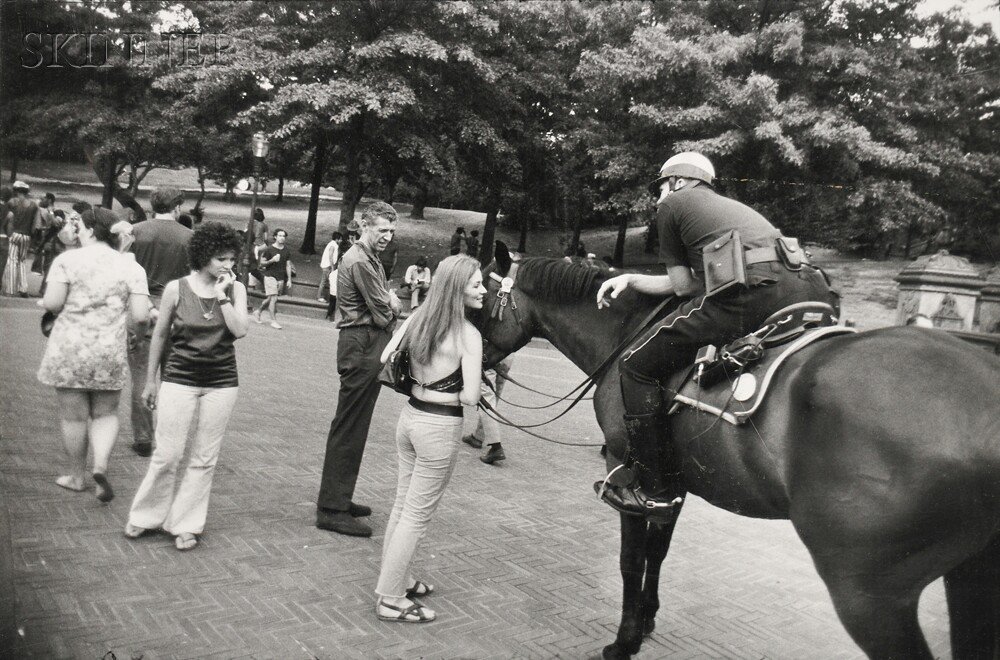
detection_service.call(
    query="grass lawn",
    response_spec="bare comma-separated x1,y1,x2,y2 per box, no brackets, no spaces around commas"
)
4,160,911,330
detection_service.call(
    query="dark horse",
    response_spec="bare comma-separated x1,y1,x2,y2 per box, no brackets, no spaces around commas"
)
481,247,1000,659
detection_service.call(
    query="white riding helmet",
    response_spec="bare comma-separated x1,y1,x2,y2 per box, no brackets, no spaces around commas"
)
648,152,715,194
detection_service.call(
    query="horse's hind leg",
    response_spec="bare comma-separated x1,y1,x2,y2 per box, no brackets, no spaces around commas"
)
823,576,932,660
945,534,1000,659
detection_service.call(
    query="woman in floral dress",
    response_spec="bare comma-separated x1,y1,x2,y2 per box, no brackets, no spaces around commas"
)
37,208,150,502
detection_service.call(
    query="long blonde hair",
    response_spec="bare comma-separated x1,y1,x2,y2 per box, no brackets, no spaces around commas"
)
404,255,480,365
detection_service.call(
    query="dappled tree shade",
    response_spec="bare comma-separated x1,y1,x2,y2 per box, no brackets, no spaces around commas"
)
1,0,997,258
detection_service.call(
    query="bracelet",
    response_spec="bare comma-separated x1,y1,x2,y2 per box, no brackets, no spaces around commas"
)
217,297,232,305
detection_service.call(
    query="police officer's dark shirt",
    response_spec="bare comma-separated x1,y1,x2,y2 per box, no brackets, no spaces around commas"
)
336,241,394,329
657,184,781,279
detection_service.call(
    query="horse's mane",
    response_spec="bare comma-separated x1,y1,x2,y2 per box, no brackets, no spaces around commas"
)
515,257,610,303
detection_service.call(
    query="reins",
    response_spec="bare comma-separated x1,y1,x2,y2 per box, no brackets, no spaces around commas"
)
480,266,676,445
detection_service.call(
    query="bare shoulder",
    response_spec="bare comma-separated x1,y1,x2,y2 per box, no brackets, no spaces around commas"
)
462,321,482,347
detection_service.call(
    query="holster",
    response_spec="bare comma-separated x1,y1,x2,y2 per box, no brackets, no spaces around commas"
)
776,236,807,270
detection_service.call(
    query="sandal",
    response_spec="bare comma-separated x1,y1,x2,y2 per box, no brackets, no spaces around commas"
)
124,523,149,539
175,533,198,551
406,580,435,598
55,475,85,492
376,599,436,623
93,473,114,503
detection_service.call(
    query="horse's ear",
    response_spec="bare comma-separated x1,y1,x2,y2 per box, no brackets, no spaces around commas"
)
494,241,512,276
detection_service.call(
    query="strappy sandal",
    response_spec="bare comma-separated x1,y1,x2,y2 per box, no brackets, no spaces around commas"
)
175,533,198,551
124,523,150,539
406,580,435,598
376,599,436,623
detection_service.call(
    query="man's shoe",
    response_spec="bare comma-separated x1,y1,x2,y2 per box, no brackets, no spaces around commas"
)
316,510,372,537
462,434,483,449
348,502,372,518
593,480,683,519
132,442,153,457
480,444,506,465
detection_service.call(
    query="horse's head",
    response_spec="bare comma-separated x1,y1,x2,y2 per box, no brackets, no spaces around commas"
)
480,241,537,367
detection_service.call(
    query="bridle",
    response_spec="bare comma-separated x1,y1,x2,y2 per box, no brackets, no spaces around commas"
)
478,262,677,446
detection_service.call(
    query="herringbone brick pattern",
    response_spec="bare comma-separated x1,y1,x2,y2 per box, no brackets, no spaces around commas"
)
0,297,950,659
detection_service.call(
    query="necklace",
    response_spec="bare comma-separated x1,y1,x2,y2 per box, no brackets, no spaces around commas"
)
195,294,216,320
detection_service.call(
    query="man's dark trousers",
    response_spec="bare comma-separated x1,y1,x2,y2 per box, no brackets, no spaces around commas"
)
317,325,391,512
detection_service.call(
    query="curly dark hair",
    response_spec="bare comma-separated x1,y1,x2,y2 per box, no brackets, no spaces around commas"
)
188,222,242,271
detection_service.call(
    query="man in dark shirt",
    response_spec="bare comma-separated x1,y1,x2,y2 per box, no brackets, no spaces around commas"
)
317,201,401,537
128,187,193,456
594,152,834,517
2,181,40,297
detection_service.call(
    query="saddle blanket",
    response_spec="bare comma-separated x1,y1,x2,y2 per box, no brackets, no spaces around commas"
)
666,325,857,425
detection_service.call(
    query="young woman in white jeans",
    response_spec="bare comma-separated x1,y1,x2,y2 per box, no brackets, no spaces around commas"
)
375,254,485,623
125,222,249,551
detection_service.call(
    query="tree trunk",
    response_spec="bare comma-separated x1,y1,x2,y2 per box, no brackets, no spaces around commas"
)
224,182,236,202
8,153,17,184
903,222,916,259
410,182,428,219
518,215,528,253
102,160,116,208
301,134,327,255
112,185,146,222
478,188,502,266
384,173,399,205
276,175,284,203
339,129,364,234
614,214,628,268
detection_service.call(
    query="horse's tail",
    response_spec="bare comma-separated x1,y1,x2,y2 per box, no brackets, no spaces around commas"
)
944,532,1000,659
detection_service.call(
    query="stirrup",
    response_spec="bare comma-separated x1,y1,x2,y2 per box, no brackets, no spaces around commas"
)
596,464,630,502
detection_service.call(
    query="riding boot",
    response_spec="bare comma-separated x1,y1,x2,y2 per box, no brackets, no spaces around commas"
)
595,411,684,519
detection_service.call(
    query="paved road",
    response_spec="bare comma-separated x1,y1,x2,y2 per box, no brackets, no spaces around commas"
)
0,297,950,659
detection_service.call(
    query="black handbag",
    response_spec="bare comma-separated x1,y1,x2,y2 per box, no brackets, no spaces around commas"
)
378,347,413,395
41,310,57,337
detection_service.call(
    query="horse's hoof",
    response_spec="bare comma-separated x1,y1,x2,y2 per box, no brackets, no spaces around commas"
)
643,618,656,636
602,643,634,659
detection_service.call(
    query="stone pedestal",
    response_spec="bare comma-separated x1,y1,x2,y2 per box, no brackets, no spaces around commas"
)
895,251,985,331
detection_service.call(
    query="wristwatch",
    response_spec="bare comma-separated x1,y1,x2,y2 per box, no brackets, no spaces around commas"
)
218,297,233,305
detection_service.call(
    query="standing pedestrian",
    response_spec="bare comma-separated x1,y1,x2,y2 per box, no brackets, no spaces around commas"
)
126,222,248,551
379,233,399,282
402,256,432,311
462,355,514,465
374,254,486,623
2,181,40,297
465,229,480,259
128,187,193,457
318,231,342,302
449,227,465,256
252,228,293,330
316,201,401,537
37,208,150,501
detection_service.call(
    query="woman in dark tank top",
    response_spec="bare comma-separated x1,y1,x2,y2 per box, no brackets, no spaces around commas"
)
125,223,249,552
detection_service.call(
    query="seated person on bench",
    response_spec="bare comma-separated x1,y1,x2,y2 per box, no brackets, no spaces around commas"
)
594,152,835,518
402,256,432,311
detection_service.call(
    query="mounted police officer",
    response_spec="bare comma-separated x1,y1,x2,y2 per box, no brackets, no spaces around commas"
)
595,152,835,517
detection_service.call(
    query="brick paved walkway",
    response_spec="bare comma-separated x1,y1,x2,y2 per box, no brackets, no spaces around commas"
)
0,297,950,659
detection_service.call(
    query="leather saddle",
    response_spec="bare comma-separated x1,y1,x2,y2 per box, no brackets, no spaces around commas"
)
665,302,856,426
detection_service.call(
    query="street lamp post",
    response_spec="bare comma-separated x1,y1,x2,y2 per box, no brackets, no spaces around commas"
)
242,132,270,287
